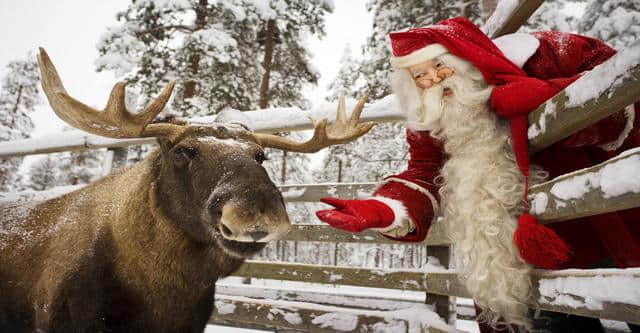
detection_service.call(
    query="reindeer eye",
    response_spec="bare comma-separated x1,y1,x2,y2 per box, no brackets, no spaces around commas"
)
174,146,199,159
254,151,267,164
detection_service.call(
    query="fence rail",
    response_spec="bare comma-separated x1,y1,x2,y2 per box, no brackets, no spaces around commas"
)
528,41,640,154
210,295,452,333
227,262,640,325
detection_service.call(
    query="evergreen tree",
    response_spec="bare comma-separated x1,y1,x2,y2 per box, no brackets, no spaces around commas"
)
96,0,330,178
0,52,40,191
522,0,581,32
56,128,105,186
326,45,361,101
578,0,640,49
28,155,61,191
96,0,331,115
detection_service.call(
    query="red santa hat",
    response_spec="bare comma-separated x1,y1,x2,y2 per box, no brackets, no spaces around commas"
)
389,17,570,269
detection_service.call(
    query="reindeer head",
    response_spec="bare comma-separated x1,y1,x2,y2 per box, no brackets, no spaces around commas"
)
37,48,374,258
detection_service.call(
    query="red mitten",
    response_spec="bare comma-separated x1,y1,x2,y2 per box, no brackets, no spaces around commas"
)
315,198,395,232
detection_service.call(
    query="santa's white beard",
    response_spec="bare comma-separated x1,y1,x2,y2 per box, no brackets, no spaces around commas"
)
432,72,547,329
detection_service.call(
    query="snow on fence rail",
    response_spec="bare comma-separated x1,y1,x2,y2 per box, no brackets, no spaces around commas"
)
227,261,640,326
530,147,640,222
210,295,455,333
482,0,544,38
528,40,640,153
0,95,403,158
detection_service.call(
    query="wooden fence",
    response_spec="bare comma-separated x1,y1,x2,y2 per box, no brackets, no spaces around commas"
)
2,0,640,331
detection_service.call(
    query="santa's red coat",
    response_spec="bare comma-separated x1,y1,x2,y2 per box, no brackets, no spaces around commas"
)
375,31,640,269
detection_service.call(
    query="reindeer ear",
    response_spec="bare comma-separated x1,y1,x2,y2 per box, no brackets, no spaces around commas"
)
157,137,175,154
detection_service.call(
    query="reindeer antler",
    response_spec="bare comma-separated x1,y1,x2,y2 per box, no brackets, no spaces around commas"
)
38,48,184,140
253,94,375,153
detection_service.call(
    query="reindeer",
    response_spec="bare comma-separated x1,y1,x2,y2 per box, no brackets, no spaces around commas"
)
0,48,373,333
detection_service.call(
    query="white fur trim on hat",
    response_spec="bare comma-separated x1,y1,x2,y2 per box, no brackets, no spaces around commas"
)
598,104,636,151
492,33,540,68
390,43,449,68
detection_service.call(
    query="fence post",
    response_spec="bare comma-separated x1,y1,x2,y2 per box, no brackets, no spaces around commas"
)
426,245,453,323
102,147,128,176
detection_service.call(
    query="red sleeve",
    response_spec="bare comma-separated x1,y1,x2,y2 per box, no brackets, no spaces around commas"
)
373,129,445,242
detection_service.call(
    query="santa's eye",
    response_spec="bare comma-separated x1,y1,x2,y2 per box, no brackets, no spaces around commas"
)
435,62,443,68
412,72,426,79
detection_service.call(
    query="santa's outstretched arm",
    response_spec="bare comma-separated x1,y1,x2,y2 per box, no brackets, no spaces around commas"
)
316,129,445,242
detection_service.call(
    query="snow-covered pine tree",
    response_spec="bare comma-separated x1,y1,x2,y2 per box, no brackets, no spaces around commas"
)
326,45,361,101
522,0,581,32
54,127,105,186
0,52,40,192
27,155,61,191
578,0,640,50
96,0,331,116
96,0,330,175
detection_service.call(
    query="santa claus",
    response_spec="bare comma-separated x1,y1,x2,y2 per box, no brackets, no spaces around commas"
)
316,17,640,331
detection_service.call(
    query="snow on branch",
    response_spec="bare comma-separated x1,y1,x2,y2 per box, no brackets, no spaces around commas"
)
482,0,543,38
528,40,640,153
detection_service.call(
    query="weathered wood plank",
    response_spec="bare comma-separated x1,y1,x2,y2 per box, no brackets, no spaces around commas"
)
426,245,453,322
528,42,640,154
281,182,375,202
215,283,423,310
532,269,640,325
210,295,453,333
529,148,640,222
231,261,469,297
231,262,640,325
482,0,544,38
284,221,450,246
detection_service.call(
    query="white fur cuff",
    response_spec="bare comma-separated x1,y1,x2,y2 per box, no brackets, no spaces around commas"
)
376,177,440,217
369,196,411,235
598,104,635,151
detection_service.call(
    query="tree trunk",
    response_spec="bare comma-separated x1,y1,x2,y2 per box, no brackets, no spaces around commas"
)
11,85,23,123
183,0,208,99
259,19,276,109
280,151,287,184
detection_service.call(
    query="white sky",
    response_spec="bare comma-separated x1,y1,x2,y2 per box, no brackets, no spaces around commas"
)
0,0,372,137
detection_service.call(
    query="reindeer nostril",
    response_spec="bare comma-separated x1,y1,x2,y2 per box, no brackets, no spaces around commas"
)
248,231,268,242
220,224,233,237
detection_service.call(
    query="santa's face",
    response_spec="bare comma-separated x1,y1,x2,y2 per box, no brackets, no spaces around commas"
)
407,60,454,90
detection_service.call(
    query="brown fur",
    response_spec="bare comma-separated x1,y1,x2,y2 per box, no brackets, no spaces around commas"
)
0,129,289,332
